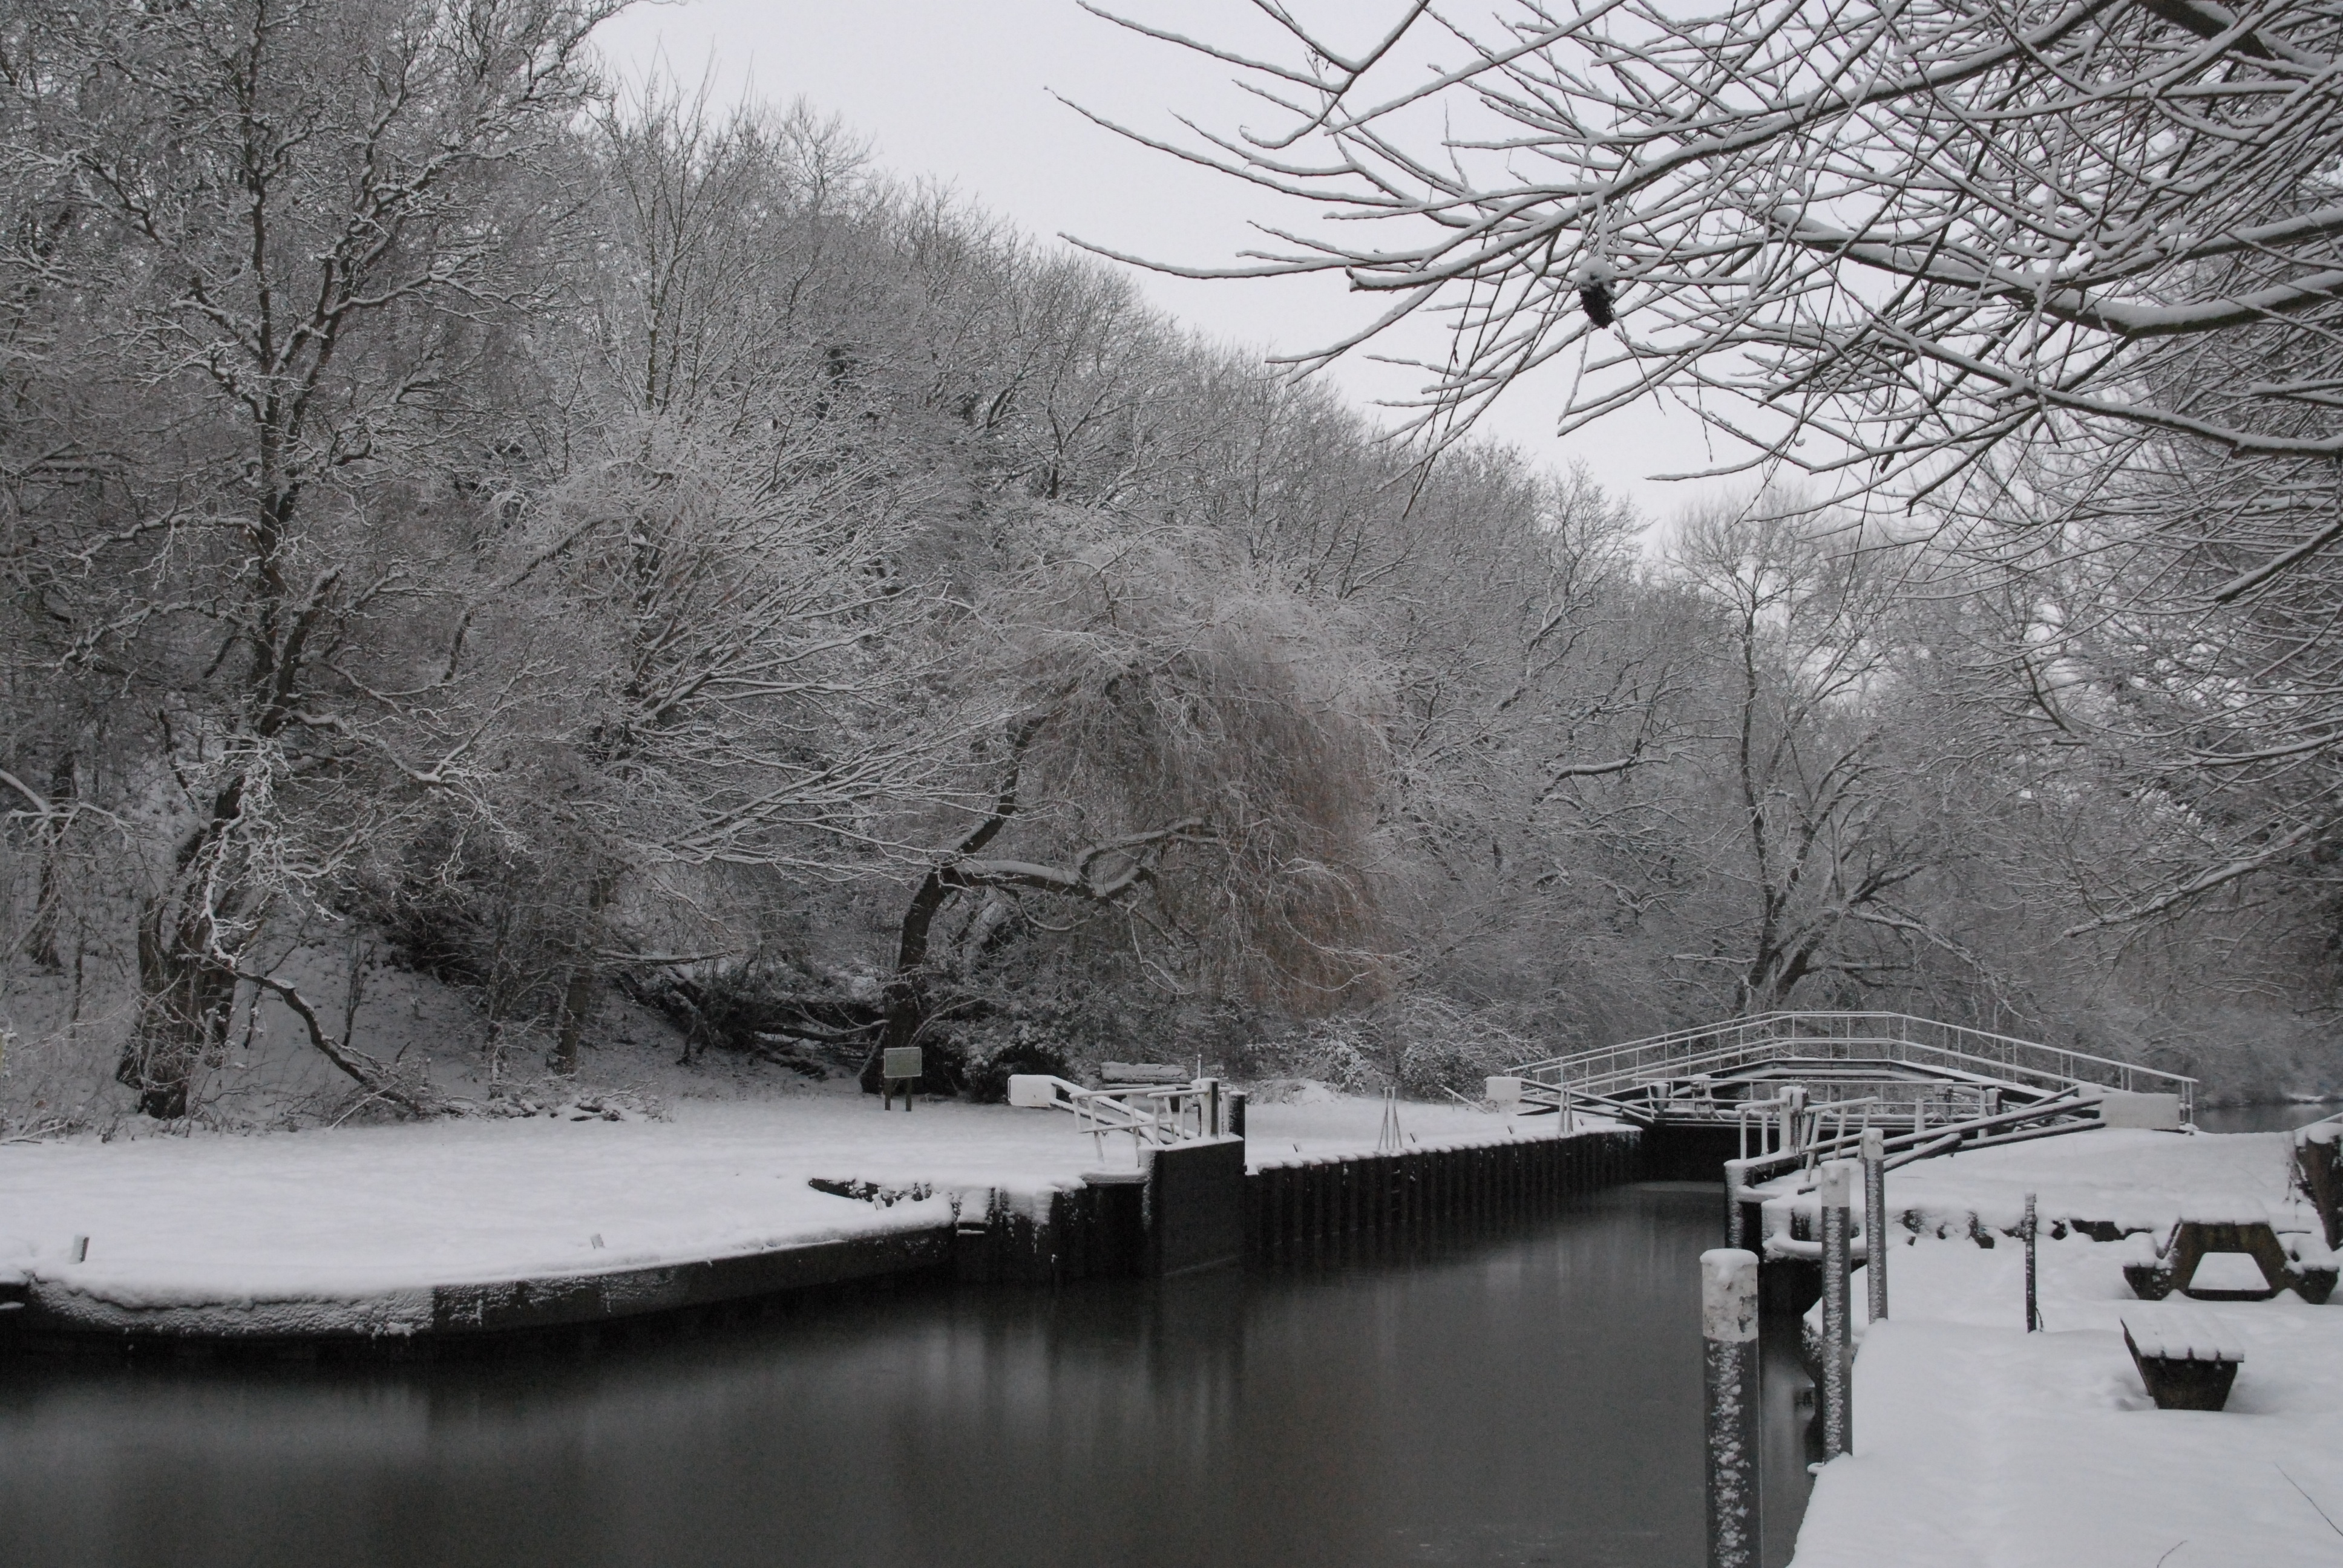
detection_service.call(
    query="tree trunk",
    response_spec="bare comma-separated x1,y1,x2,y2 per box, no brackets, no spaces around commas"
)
862,718,1049,1094
861,867,951,1094
551,866,617,1077
20,750,73,972
120,889,238,1120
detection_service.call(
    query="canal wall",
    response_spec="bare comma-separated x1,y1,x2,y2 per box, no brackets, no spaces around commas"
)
0,1125,1642,1350
951,1128,1644,1282
951,1135,1248,1285
1246,1128,1642,1265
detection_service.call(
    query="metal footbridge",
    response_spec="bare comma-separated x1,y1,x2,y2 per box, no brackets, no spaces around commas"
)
1504,1010,2196,1165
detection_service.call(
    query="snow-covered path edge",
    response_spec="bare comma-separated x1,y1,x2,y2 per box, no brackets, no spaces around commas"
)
1780,1130,2343,1568
0,1091,1603,1342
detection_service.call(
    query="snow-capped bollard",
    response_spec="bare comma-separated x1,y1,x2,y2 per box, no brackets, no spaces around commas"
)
1701,1247,1761,1568
1819,1160,1853,1459
1861,1127,1888,1324
2024,1191,2040,1331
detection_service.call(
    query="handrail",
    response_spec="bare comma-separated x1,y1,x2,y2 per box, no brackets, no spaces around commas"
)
1510,1011,2195,1115
1743,1085,2097,1180
1721,1087,2111,1240
1006,1074,1230,1163
1516,1011,2193,1088
1532,1039,2043,1096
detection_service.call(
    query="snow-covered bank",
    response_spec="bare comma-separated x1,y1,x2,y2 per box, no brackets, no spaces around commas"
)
1812,1124,2309,1236
0,1087,1584,1336
1784,1130,2343,1567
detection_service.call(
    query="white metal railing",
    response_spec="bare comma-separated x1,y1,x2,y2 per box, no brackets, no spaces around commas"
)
1720,1086,2112,1247
1006,1074,1233,1164
1512,1011,2195,1121
2298,1109,2343,1146
1525,1072,2013,1132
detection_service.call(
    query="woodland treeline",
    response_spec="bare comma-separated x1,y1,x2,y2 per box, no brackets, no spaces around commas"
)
1,1,2333,1128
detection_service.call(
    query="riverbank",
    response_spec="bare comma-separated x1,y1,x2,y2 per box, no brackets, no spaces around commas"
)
0,1181,1734,1568
1777,1126,2343,1567
0,1086,1613,1343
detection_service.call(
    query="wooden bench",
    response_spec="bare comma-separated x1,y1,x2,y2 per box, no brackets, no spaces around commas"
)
2121,1205,2338,1304
2120,1303,2244,1411
2299,1119,2343,1250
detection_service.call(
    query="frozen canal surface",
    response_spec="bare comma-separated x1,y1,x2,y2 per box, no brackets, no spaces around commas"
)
0,1183,1808,1568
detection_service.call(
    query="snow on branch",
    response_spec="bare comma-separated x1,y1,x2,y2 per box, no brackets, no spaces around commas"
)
1087,0,2343,514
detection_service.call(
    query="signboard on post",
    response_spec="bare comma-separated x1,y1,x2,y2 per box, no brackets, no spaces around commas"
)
882,1047,923,1111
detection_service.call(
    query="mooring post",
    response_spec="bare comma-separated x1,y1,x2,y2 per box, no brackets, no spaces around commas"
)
1723,1158,1748,1249
1819,1159,1853,1459
1861,1127,1888,1324
1702,1247,1762,1568
2024,1190,2040,1332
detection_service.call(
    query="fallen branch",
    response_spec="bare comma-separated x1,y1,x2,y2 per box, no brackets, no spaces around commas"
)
233,964,442,1118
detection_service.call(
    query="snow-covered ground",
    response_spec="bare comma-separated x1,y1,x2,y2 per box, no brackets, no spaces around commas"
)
1834,1124,2310,1235
1783,1129,2343,1567
0,1084,1576,1323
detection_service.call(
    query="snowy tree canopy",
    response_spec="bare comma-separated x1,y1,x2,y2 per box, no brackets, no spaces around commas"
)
1083,1,2342,518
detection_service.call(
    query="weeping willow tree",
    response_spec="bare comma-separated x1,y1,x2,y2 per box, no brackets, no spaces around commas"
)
864,526,1391,1085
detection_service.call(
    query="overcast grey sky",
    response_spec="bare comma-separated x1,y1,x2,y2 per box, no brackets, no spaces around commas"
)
593,1,1708,523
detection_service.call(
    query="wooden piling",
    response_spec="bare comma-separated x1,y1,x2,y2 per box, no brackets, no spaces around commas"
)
1243,1129,1639,1266
1702,1248,1762,1568
1818,1160,1853,1459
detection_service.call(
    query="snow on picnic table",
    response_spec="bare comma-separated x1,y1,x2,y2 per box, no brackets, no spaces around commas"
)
1786,1129,2343,1568
0,1085,1571,1312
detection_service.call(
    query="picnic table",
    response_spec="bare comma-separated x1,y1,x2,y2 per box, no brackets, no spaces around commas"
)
2122,1204,2338,1304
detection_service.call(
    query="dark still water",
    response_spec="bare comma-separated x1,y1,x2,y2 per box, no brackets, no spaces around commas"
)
0,1183,1808,1568
2195,1100,2339,1134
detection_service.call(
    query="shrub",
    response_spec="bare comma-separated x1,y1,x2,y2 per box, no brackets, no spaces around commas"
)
962,1034,1075,1103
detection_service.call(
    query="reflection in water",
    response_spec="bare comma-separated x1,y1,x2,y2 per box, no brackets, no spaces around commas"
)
2194,1101,2338,1135
0,1184,1808,1568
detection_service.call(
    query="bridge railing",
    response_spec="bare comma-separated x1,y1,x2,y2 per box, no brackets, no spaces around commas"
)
1006,1074,1233,1163
1513,1011,2195,1119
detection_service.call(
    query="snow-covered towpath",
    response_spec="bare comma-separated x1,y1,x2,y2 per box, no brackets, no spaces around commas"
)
1783,1129,2343,1567
0,1086,1566,1326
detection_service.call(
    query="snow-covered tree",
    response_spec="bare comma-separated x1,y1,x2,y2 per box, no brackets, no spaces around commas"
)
1089,1,2341,494
1093,0,2343,931
0,0,617,1115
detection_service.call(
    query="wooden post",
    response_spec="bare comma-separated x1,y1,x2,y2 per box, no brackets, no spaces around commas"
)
1703,1247,1762,1568
2024,1191,2040,1332
1819,1160,1853,1459
1308,1162,1326,1256
1861,1127,1889,1324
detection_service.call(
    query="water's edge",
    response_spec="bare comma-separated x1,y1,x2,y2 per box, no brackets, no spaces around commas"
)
0,1183,1809,1568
